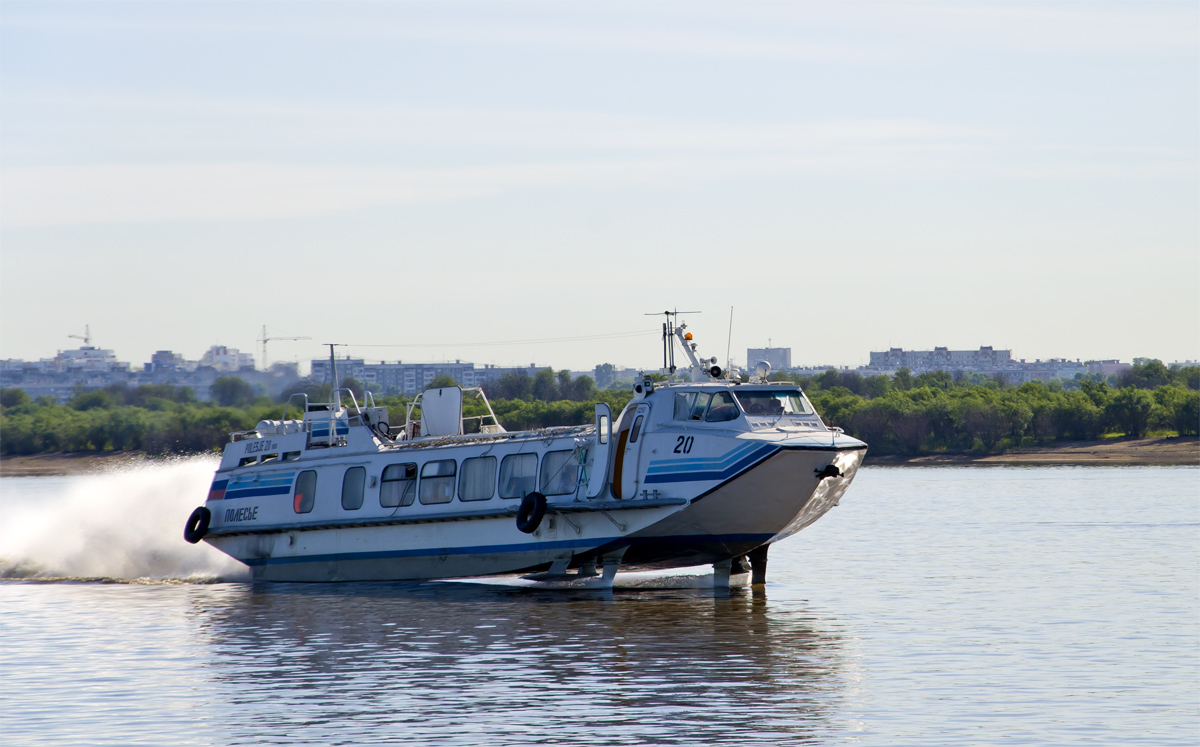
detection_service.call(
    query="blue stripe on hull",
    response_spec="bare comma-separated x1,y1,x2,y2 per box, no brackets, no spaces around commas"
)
239,536,622,566
644,444,779,484
224,486,293,499
234,531,777,567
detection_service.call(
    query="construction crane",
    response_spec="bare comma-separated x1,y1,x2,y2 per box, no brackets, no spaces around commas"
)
68,325,92,347
259,325,310,369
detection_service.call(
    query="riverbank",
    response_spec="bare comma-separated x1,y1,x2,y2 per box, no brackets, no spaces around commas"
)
2,436,1196,476
864,436,1199,466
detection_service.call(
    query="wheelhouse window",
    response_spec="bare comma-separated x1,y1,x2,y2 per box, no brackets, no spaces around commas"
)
293,470,317,514
419,460,457,505
459,456,497,502
673,392,716,421
540,449,581,496
341,466,366,510
499,453,537,499
705,392,739,422
380,463,417,507
733,390,814,416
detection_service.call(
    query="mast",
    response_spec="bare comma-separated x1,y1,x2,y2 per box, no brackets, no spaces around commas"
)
645,309,699,376
327,344,340,409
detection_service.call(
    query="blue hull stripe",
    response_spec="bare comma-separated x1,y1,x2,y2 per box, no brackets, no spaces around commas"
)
237,532,776,567
644,444,779,484
645,442,763,474
224,485,293,499
241,536,624,567
220,473,296,500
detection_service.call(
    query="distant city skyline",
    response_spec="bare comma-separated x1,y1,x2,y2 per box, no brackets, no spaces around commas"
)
2,2,1196,368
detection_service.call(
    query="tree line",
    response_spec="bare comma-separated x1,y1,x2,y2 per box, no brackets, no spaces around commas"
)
1,362,1195,456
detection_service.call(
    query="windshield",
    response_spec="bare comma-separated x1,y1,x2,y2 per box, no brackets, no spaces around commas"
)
733,390,813,417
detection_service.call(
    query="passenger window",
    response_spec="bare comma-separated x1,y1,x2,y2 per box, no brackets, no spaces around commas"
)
281,451,301,462
705,392,739,422
459,456,497,502
629,415,644,443
293,470,317,514
419,460,456,505
260,453,278,464
540,450,580,496
341,466,366,510
690,394,712,421
673,392,697,420
499,453,537,499
380,463,417,507
238,456,258,468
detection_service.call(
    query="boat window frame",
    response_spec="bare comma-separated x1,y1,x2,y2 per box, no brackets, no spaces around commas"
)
341,466,366,511
458,456,498,502
419,459,457,505
629,415,645,443
704,391,740,422
540,449,581,496
293,470,317,514
673,392,697,420
380,462,417,507
498,453,538,499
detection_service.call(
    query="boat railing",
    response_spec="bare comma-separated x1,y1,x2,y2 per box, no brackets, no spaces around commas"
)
281,392,309,422
403,386,505,440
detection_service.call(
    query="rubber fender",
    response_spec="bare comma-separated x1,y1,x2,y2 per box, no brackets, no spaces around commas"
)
184,506,211,544
516,492,547,534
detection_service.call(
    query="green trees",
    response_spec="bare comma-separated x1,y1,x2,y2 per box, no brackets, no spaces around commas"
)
1171,390,1200,436
212,376,256,407
1106,388,1155,438
1,388,31,408
2,358,1197,457
484,368,599,403
594,363,616,389
426,375,459,390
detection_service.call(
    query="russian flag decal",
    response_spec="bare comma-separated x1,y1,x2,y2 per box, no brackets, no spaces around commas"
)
207,479,229,502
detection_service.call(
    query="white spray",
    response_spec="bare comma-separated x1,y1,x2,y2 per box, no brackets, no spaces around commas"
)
0,457,249,582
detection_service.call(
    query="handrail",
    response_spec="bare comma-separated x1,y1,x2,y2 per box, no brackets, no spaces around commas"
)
330,387,361,412
282,392,309,421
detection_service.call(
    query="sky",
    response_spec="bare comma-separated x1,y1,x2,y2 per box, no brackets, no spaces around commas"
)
1,1,1197,375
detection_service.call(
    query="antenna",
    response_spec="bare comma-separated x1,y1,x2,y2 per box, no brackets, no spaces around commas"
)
67,325,91,346
726,306,734,371
644,309,700,375
325,343,344,409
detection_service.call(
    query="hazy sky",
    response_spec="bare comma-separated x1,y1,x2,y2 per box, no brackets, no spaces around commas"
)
2,1,1197,374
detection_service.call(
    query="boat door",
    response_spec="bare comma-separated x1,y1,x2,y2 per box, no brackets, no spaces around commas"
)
586,403,612,498
612,403,650,499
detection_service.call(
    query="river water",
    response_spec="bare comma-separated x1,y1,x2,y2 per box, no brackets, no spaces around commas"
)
1,462,1196,746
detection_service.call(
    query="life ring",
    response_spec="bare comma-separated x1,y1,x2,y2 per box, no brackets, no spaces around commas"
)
374,421,390,438
516,492,547,534
184,506,211,544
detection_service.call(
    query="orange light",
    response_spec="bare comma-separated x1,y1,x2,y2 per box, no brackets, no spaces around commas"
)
684,332,693,340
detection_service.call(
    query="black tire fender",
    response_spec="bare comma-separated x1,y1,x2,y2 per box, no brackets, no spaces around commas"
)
184,506,212,544
516,492,547,534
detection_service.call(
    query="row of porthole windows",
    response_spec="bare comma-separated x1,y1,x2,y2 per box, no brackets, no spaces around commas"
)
293,450,583,514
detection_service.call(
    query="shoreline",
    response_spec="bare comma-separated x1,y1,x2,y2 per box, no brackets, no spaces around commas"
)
863,436,1199,467
1,436,1196,476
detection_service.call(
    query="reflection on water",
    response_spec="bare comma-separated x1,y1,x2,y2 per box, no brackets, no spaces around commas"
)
194,583,849,745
